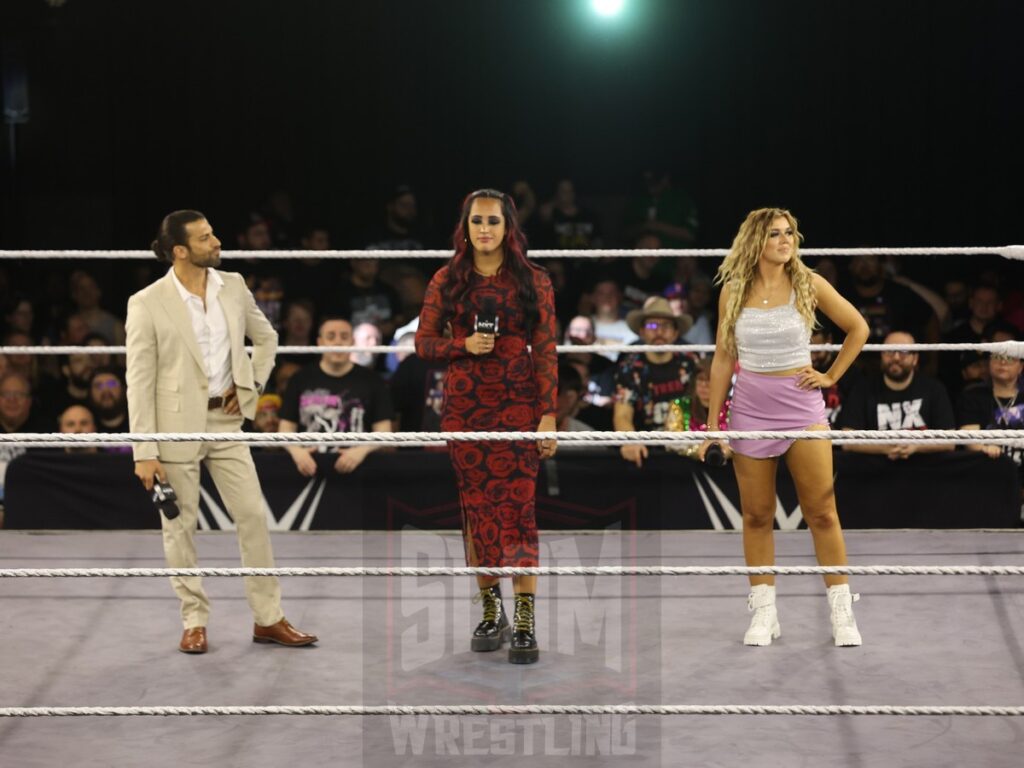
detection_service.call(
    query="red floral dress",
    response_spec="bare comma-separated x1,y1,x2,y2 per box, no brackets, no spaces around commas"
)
415,266,558,566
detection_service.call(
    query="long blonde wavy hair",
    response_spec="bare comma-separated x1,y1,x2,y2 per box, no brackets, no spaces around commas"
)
715,208,817,357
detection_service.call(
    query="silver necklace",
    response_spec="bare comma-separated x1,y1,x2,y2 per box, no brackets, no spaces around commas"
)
993,391,1019,424
755,282,779,305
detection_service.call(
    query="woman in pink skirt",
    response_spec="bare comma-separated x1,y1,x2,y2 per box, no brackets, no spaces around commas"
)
701,208,869,647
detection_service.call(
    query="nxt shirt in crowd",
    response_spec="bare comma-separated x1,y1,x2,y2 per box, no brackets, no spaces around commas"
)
839,373,955,431
614,353,697,430
280,364,394,439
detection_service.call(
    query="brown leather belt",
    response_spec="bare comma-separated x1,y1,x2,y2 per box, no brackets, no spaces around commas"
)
207,396,225,410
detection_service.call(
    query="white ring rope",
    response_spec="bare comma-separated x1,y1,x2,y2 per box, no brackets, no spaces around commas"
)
4,341,1022,357
1,429,1020,447
2,565,1023,578
2,246,1023,260
0,704,1019,717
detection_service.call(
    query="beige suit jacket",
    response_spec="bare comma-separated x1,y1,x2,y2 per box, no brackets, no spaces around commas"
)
125,269,277,463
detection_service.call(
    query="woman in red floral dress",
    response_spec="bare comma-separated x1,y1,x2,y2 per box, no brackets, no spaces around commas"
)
416,189,558,664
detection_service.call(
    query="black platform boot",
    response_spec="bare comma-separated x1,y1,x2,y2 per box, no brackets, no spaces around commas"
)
471,583,510,652
508,593,539,664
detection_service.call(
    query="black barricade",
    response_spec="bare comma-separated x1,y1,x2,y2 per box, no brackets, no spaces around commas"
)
3,449,1020,530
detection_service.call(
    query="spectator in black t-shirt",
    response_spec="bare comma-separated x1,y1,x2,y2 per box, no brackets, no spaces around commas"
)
3,330,55,397
292,223,343,310
88,366,129,433
563,314,614,402
957,350,990,392
69,269,126,346
278,316,394,476
940,285,1016,398
615,233,669,313
261,189,296,249
839,331,955,459
1,371,50,503
365,185,427,252
536,178,602,250
237,214,273,251
53,350,98,416
235,213,275,288
557,362,595,433
622,169,698,248
390,350,446,433
943,278,971,330
3,296,36,340
958,351,1024,476
613,297,695,467
845,254,939,371
331,259,405,341
278,299,315,365
1,371,48,434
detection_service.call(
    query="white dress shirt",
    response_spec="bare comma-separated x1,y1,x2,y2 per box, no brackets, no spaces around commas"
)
170,268,233,397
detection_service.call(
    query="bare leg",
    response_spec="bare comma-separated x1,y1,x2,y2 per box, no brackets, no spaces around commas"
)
464,522,499,591
783,425,849,588
513,575,537,594
733,453,780,587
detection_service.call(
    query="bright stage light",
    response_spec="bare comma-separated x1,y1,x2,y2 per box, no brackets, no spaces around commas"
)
591,0,625,18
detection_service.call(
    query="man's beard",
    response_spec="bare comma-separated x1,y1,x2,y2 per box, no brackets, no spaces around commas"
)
885,364,912,383
191,250,220,268
95,400,127,422
69,372,92,389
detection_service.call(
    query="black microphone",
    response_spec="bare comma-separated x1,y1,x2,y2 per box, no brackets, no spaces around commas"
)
475,297,499,336
704,443,726,467
152,481,181,521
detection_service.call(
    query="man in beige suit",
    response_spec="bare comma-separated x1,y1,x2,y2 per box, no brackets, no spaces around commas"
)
127,209,317,654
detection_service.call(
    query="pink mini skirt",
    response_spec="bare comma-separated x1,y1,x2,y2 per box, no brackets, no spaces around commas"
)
728,369,828,459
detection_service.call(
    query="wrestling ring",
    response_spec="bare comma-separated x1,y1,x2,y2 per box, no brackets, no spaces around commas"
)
0,244,1022,766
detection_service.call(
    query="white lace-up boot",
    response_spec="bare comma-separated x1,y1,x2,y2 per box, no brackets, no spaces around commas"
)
743,584,780,646
827,584,862,647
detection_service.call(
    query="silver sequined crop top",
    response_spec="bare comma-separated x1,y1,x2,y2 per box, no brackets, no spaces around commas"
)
734,290,812,371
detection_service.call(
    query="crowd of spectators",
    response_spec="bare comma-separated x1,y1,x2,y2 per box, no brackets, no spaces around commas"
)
1,176,1023,511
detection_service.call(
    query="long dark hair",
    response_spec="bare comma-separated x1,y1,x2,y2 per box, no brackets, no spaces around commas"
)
441,189,542,333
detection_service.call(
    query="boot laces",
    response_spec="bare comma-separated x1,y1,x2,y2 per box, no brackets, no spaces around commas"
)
746,591,776,632
830,592,859,628
747,604,775,631
513,595,534,633
473,588,501,623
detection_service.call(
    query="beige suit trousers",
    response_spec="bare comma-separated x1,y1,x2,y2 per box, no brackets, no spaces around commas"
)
160,408,283,629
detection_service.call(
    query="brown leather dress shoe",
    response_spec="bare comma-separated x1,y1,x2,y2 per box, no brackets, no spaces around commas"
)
252,618,318,647
179,627,208,654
